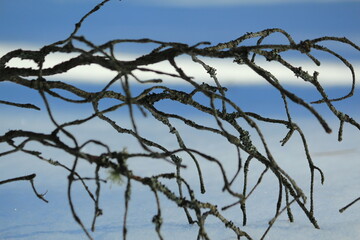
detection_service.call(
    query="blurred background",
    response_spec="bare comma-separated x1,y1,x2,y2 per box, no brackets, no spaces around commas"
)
1,1,360,239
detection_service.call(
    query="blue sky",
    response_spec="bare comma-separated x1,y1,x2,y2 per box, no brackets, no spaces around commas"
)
1,0,359,52
1,0,359,85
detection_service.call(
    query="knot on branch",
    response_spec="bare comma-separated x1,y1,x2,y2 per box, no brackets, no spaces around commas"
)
239,130,256,153
152,214,163,226
298,40,313,53
30,77,48,90
294,67,303,78
233,48,249,65
264,50,280,62
200,82,228,93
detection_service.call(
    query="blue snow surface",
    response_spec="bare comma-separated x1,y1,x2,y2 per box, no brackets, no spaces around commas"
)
0,81,359,240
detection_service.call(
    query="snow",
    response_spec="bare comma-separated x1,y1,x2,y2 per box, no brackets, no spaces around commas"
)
0,99,359,240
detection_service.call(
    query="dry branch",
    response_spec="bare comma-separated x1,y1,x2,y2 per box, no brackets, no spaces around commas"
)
0,1,359,239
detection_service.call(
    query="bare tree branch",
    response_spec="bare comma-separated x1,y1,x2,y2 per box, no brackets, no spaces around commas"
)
0,1,359,239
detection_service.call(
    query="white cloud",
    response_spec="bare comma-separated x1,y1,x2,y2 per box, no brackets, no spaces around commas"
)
1,43,359,86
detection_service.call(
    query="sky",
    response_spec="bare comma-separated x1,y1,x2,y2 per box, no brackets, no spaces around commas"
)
0,0,360,85
1,1,360,239
1,0,360,45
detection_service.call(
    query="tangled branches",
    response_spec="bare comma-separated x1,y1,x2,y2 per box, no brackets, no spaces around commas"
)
0,1,359,239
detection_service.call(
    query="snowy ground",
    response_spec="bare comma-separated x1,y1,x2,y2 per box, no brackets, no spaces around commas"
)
0,109,360,240
0,100,359,240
